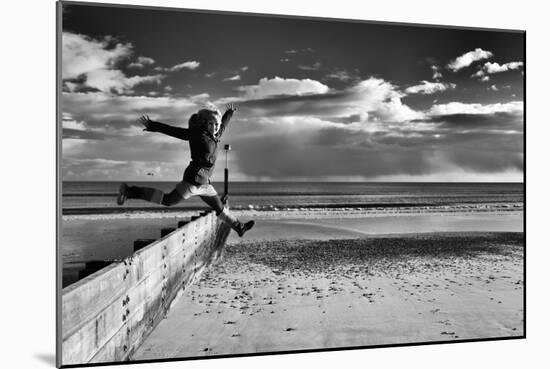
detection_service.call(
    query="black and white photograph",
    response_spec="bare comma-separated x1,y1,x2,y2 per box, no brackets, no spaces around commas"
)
57,1,524,366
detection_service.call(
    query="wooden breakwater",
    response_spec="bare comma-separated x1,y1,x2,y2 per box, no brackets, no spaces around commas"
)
59,210,231,366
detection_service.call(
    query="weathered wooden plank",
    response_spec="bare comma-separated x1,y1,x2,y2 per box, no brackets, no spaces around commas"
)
62,263,165,364
62,262,130,338
88,234,208,363
62,212,232,365
62,222,194,337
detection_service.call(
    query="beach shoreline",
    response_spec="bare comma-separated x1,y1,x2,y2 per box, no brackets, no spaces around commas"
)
62,202,523,220
61,208,523,287
132,232,524,360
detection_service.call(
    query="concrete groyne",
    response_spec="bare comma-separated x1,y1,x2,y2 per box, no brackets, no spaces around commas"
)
60,210,230,366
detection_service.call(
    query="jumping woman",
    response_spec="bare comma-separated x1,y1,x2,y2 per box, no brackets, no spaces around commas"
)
117,103,255,237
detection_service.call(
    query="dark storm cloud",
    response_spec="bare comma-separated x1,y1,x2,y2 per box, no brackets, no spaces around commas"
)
229,126,523,178
443,147,523,172
424,111,523,131
329,114,364,124
237,92,345,117
229,133,435,178
216,79,523,180
309,127,370,147
220,97,524,179
62,128,106,140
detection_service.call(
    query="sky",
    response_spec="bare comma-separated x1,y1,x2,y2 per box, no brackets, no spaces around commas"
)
60,3,524,182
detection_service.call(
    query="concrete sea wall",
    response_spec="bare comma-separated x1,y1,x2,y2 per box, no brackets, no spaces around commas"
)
60,210,231,366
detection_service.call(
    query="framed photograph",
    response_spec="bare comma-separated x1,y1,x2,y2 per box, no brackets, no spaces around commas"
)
57,1,525,367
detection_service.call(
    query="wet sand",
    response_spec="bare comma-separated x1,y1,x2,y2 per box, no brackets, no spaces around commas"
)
132,232,524,360
62,212,522,287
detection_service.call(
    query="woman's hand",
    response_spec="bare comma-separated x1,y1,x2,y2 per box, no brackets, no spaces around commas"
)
139,115,153,131
225,103,237,113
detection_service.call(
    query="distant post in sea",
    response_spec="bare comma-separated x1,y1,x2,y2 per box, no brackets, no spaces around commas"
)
223,144,231,203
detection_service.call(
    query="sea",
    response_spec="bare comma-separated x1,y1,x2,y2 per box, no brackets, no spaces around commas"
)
60,182,524,287
62,181,524,214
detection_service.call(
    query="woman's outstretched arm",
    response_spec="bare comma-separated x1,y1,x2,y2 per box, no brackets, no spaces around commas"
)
217,103,237,138
139,115,190,141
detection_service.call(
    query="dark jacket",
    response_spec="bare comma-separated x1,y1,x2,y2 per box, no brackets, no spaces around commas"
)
147,110,233,185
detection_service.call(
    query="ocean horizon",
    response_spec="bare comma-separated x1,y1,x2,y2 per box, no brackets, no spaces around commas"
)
61,181,524,215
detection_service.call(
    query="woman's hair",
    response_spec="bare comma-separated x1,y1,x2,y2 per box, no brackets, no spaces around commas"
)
189,103,221,130
188,113,200,129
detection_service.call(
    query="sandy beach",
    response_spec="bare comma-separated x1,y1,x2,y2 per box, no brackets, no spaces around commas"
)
61,210,522,286
132,231,524,360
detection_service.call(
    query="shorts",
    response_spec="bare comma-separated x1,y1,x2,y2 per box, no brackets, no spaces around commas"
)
175,180,218,199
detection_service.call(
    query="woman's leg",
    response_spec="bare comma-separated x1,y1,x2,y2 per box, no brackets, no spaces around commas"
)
199,195,224,214
125,185,164,204
161,188,183,206
199,194,255,237
118,183,182,206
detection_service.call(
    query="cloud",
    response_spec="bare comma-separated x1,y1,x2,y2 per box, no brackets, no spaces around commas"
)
155,60,200,72
472,69,484,78
405,81,456,95
241,66,249,71
62,91,200,134
298,62,322,71
62,112,107,140
284,48,314,54
170,61,200,71
189,93,211,104
447,48,493,71
63,128,106,140
224,75,241,81
325,70,356,82
62,112,86,130
225,77,422,127
61,101,201,180
84,70,163,94
484,61,523,74
472,61,524,79
214,87,523,180
220,97,523,180
236,76,330,99
62,71,523,181
128,56,155,68
427,101,523,116
431,65,443,80
223,114,522,180
346,78,423,122
62,32,163,94
62,32,131,79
